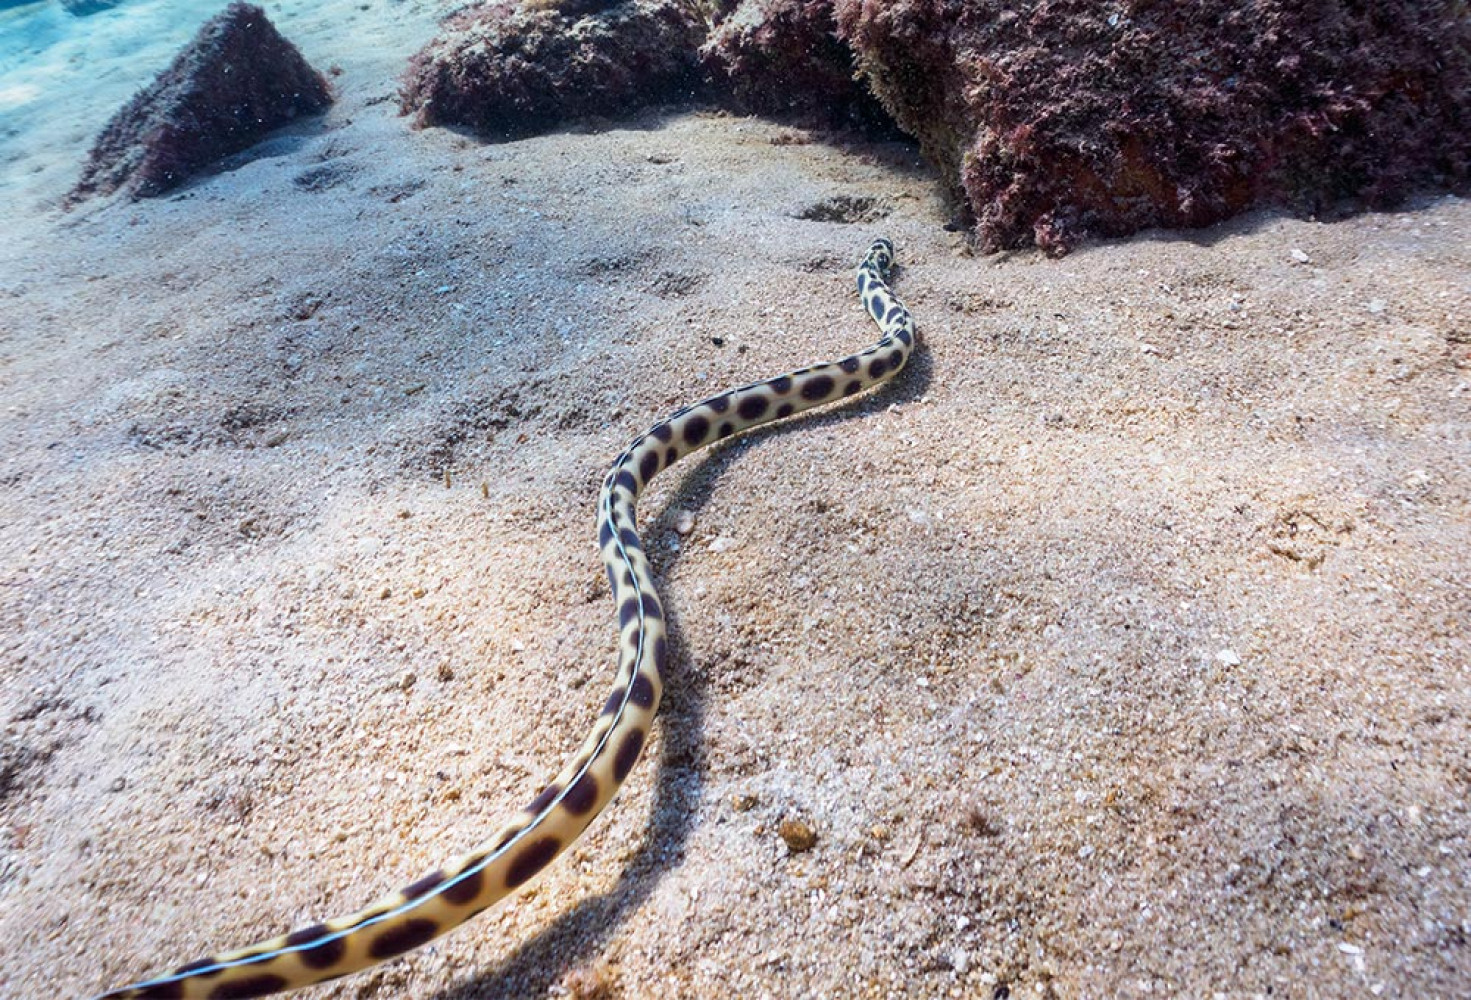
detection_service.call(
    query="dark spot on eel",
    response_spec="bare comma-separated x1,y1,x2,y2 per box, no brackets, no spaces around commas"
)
138,981,186,999
527,783,562,815
173,958,221,978
800,375,835,401
402,870,445,900
367,917,440,960
629,672,656,709
602,686,626,716
563,771,600,815
207,976,291,1000
613,728,645,782
738,395,769,421
683,415,710,445
618,599,640,628
505,836,562,889
442,865,485,906
286,924,346,970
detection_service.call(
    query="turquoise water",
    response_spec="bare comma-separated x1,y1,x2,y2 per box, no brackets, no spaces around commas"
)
0,0,223,86
0,0,442,211
1,1,259,202
0,3,69,70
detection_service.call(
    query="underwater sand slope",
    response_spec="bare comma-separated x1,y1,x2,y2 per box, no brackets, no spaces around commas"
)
1,6,1469,1000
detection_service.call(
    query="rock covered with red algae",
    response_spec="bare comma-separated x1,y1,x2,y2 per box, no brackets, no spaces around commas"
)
69,2,332,203
400,0,706,138
699,0,888,130
834,0,1471,254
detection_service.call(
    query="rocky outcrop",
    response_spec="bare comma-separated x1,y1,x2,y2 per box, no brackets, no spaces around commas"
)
835,0,1471,254
400,0,706,137
404,0,1471,253
699,0,886,130
70,2,332,202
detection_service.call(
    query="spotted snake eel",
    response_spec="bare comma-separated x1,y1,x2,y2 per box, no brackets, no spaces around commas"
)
93,237,916,999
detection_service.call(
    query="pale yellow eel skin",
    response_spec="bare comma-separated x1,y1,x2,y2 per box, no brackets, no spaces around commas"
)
92,237,916,999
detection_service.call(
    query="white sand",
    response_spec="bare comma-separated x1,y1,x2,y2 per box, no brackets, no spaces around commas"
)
1,6,1468,999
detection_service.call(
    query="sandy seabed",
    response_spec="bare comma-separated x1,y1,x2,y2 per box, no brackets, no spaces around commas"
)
1,9,1469,1000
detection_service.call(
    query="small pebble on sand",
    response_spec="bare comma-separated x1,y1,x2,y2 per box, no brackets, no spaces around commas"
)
779,818,818,853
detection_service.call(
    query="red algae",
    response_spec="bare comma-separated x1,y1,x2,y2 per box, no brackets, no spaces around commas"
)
699,0,887,131
836,0,1471,253
400,0,705,138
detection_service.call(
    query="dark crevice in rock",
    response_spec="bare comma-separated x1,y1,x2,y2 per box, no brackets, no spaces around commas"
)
699,0,896,134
